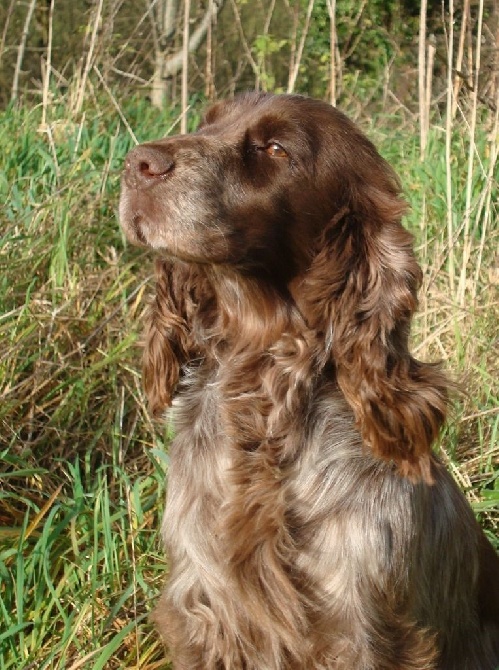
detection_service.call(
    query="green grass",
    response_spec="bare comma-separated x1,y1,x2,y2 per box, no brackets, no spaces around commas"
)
0,451,169,669
0,98,175,669
0,92,497,668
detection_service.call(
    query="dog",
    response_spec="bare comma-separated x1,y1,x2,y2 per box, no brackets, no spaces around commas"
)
119,92,499,669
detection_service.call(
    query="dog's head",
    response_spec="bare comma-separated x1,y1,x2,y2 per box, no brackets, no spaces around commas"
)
120,93,448,481
120,93,403,282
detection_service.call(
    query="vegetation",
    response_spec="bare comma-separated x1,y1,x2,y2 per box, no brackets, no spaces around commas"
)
0,1,497,668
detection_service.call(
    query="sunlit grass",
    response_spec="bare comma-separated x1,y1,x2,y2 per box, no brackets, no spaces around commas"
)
0,450,168,669
0,91,497,668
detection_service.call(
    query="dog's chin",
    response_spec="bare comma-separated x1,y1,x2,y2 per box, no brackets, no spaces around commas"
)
118,208,149,247
119,188,167,248
119,216,230,268
119,200,173,251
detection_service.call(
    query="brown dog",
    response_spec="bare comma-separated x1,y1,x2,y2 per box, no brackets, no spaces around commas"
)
119,92,499,669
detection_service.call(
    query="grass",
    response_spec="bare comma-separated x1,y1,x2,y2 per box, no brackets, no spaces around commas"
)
0,90,497,668
0,451,168,669
0,97,176,669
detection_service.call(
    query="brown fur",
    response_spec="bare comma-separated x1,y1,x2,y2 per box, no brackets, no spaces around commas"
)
119,92,499,669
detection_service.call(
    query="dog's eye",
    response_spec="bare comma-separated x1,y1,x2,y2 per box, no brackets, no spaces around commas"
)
263,142,288,158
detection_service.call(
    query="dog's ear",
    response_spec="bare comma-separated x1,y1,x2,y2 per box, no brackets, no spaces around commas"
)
143,259,202,416
299,185,448,482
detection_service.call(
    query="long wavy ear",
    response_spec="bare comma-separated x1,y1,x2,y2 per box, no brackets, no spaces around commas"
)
300,190,448,482
143,258,204,417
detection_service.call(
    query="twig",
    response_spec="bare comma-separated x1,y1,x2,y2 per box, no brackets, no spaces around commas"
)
452,0,470,119
457,0,484,307
205,0,214,98
445,0,456,295
473,104,499,293
181,0,191,134
41,0,55,128
74,0,104,115
11,0,37,104
0,0,16,71
94,66,138,144
287,0,315,93
228,0,259,85
418,0,427,159
326,0,337,106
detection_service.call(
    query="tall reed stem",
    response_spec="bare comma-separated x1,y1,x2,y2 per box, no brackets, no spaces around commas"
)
445,0,456,295
181,0,191,133
457,0,484,307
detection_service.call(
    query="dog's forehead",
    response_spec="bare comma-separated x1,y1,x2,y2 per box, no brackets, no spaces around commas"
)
199,93,350,139
198,93,331,142
201,92,277,125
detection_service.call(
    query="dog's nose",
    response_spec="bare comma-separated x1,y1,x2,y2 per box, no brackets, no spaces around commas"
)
123,144,174,188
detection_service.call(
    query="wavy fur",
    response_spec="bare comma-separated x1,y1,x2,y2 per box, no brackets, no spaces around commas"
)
119,92,499,669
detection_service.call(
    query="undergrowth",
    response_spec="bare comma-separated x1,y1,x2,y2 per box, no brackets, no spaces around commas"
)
0,93,497,669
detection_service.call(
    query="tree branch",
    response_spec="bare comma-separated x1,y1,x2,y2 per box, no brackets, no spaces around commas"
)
163,0,225,79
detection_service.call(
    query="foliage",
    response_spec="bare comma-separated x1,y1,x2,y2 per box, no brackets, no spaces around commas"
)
296,0,419,98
